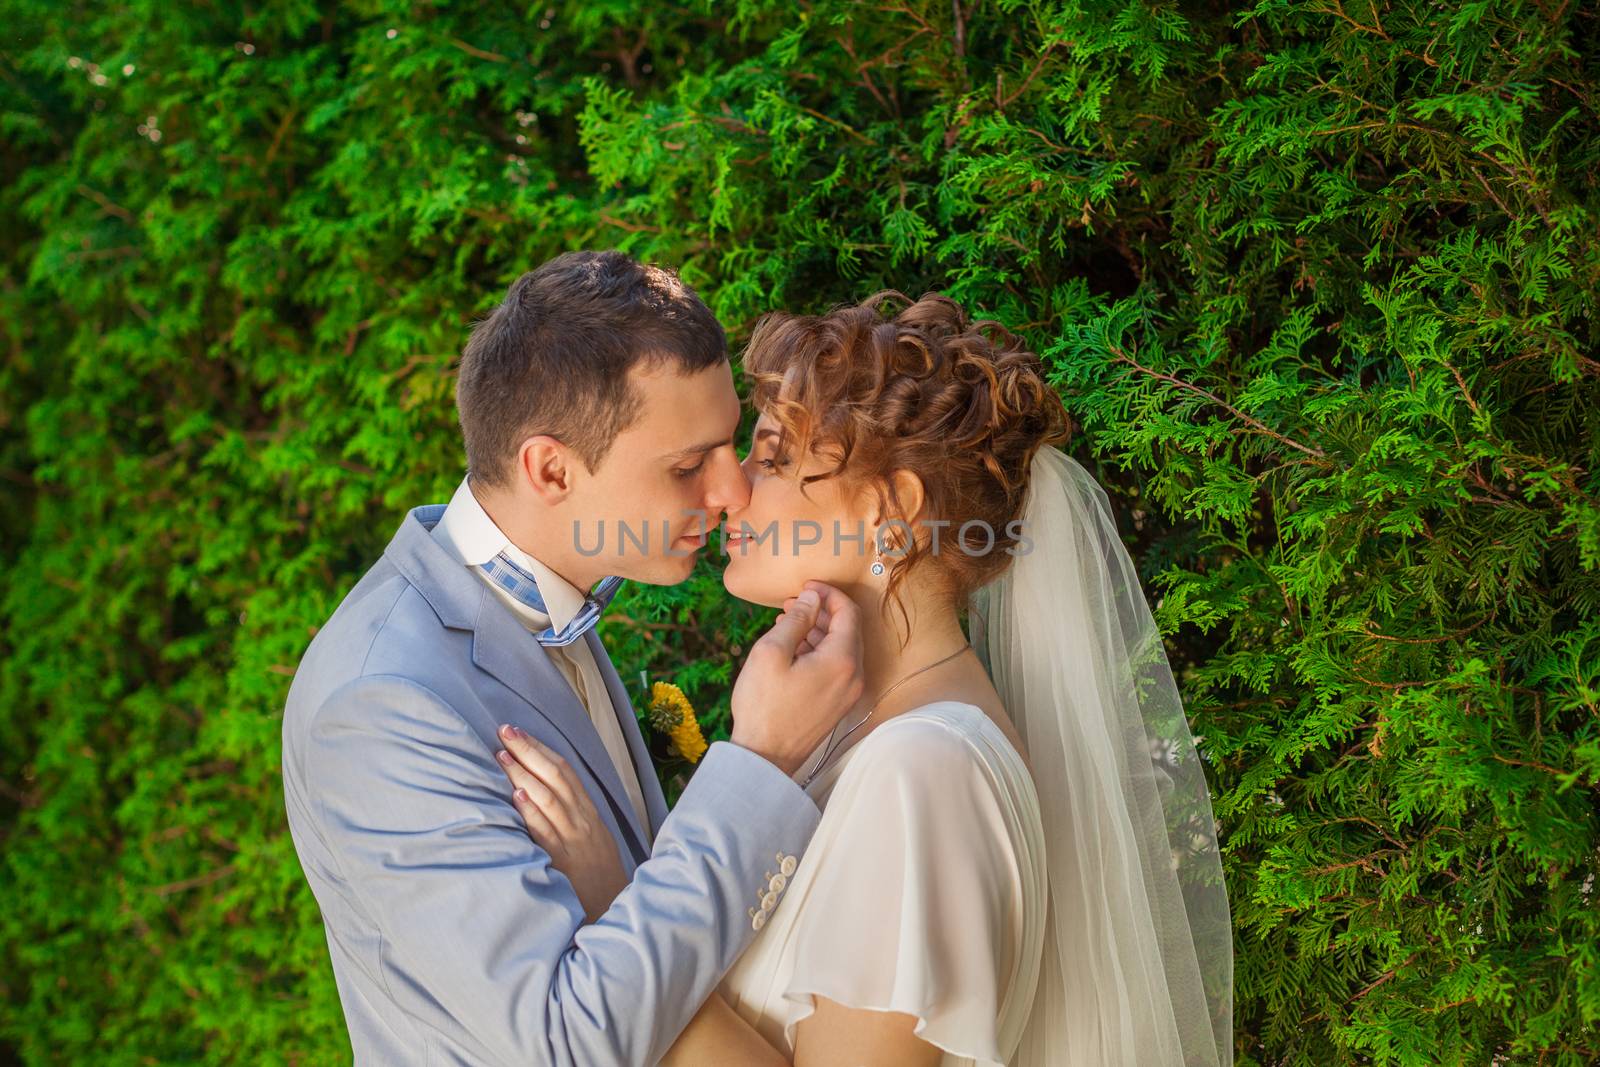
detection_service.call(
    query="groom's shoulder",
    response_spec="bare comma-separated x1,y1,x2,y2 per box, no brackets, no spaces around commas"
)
283,552,473,737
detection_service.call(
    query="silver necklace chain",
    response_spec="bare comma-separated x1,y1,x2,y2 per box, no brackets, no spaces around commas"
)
798,640,973,787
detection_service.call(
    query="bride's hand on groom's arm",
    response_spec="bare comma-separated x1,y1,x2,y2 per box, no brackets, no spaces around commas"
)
495,727,627,923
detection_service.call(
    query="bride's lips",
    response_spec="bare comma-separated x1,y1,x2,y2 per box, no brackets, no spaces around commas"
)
721,525,749,550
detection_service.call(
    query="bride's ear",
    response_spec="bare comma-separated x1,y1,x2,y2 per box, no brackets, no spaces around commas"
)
869,468,927,546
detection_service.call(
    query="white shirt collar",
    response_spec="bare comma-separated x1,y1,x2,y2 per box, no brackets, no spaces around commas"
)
432,474,588,632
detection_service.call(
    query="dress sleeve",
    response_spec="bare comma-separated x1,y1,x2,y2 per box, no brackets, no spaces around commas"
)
778,714,1023,1065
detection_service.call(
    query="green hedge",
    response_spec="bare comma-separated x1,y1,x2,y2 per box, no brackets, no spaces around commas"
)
3,1,1597,1063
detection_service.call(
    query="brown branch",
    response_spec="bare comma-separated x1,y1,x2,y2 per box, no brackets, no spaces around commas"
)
1347,667,1430,691
701,113,762,137
1349,949,1424,1005
1303,855,1385,877
1017,124,1071,154
1319,0,1391,39
263,106,298,167
1358,614,1491,643
599,212,663,234
343,318,373,356
1298,947,1425,1026
76,184,135,222
66,245,139,262
606,613,700,635
836,34,895,117
1109,346,1328,459
1467,164,1514,220
857,27,931,73
148,863,238,897
1307,815,1407,852
449,37,509,63
998,43,1059,110
876,3,934,36
794,105,875,145
610,27,648,88
1490,753,1569,778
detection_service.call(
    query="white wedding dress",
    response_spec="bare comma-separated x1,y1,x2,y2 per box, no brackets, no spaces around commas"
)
718,699,1048,1066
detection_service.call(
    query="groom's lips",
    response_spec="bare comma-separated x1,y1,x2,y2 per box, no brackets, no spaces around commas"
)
675,529,708,550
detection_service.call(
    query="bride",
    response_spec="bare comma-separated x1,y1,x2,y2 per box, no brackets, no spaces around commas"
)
500,292,1233,1066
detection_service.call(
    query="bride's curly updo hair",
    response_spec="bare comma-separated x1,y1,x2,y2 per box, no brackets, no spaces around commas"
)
743,291,1072,629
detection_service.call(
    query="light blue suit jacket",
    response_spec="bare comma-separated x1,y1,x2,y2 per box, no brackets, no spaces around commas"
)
281,503,820,1066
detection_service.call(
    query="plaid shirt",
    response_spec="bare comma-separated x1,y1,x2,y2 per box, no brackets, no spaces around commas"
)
479,551,624,648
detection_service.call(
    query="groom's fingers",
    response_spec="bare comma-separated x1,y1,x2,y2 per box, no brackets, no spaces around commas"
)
805,616,828,650
782,599,830,634
799,581,861,663
757,589,822,661
794,624,825,657
775,584,856,662
781,599,830,658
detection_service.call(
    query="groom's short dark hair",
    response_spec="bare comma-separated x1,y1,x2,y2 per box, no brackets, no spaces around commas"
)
456,250,726,484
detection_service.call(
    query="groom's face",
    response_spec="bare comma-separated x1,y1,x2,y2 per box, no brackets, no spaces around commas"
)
564,358,749,586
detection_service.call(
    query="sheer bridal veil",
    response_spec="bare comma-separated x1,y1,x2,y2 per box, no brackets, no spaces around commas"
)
969,445,1233,1067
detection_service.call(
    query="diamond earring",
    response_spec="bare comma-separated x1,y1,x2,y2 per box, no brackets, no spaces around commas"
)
870,533,893,577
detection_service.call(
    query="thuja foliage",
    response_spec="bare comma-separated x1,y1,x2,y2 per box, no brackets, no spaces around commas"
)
3,1,1597,1063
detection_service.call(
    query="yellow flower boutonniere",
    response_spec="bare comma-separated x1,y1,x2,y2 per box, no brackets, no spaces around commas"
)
646,681,707,764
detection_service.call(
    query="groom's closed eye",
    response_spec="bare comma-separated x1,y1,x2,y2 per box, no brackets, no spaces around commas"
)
664,433,736,479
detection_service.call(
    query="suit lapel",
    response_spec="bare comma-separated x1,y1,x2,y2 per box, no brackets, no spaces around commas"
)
470,595,650,862
583,628,669,839
382,506,652,864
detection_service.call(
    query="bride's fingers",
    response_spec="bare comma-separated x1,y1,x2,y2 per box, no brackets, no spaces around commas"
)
498,724,576,806
511,786,561,849
501,755,578,838
545,749,587,807
496,749,576,835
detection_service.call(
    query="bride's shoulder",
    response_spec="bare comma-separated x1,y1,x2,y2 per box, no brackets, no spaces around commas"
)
843,701,997,781
825,701,1030,848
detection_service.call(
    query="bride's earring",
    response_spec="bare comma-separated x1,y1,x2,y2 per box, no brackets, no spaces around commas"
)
870,530,894,578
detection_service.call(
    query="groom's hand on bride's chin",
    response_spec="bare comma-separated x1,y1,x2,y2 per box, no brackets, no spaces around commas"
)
729,581,866,778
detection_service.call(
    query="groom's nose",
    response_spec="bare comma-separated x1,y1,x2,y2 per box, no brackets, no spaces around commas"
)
701,446,752,516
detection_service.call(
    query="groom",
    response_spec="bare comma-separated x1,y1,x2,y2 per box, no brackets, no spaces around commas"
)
281,251,865,1066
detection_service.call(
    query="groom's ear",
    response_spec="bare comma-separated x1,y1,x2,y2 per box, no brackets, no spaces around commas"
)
515,435,578,504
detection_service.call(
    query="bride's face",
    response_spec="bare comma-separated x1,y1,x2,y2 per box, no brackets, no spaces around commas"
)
720,411,879,608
